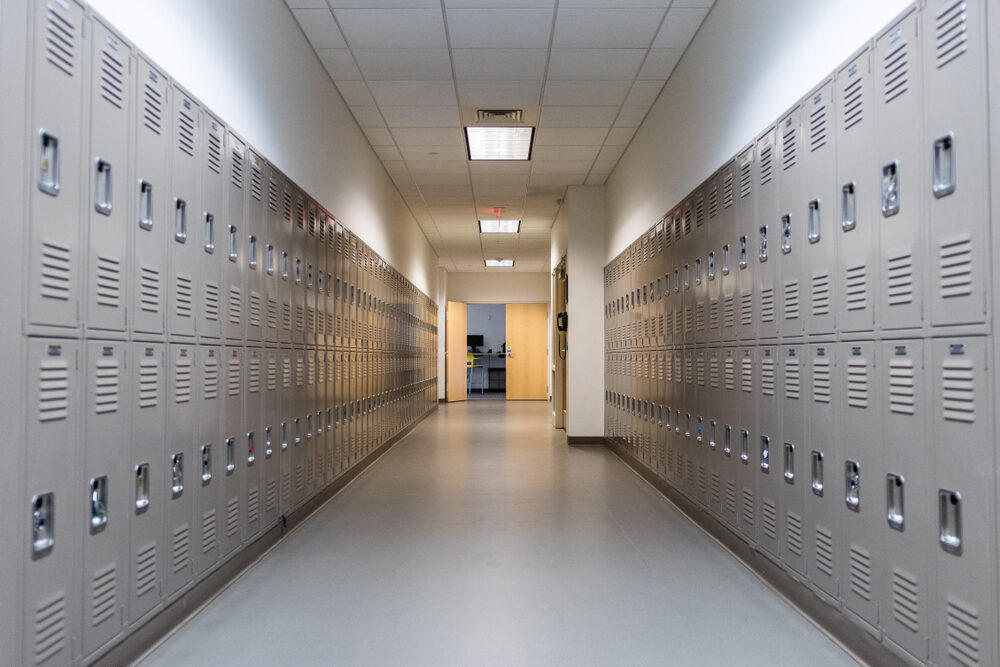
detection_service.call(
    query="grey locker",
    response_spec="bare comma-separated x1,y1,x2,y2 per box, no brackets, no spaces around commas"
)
245,150,265,343
718,161,738,341
303,347,316,497
290,347,306,507
325,219,337,347
304,202,318,347
26,0,85,333
129,342,164,623
875,9,926,331
333,223,345,349
315,217,326,348
261,346,280,529
263,163,282,344
839,341,881,630
923,0,989,328
932,337,995,667
279,347,293,511
84,18,132,336
776,105,804,338
325,348,335,484
314,347,327,489
220,345,243,557
223,132,246,342
835,46,878,334
82,340,129,658
166,86,200,339
736,346,758,542
704,176,722,343
131,57,169,338
693,348,708,507
879,340,933,662
755,128,779,340
24,339,81,667
735,145,756,341
163,343,194,599
779,345,807,577
292,191,307,345
193,344,220,575
198,114,225,341
718,347,739,528
333,349,344,478
705,349,722,516
279,177,294,345
244,347,262,541
757,345,782,560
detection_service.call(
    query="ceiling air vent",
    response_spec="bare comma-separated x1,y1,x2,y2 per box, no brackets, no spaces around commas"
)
476,109,523,123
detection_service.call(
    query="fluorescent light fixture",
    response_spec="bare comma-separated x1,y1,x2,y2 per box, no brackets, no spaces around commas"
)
485,259,514,267
479,219,521,234
466,126,534,160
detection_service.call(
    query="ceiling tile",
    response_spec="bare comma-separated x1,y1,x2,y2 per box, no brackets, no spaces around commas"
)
558,0,671,6
349,106,386,128
392,127,465,146
381,106,460,127
334,9,447,49
329,0,441,7
625,80,665,106
470,172,531,187
614,105,650,127
315,49,361,80
353,49,453,80
335,80,376,106
638,48,683,79
543,80,631,106
531,160,593,174
596,144,625,161
653,7,710,48
452,49,548,81
591,159,617,173
367,81,457,106
404,159,469,173
446,9,554,49
531,145,600,161
373,145,402,161
419,186,473,199
413,172,472,186
539,106,618,127
399,145,468,161
445,0,554,6
533,127,608,146
553,8,664,48
671,0,715,6
528,173,583,187
547,49,645,80
292,9,347,49
382,160,410,175
285,0,329,8
456,81,542,107
604,126,637,145
363,127,396,145
468,161,532,174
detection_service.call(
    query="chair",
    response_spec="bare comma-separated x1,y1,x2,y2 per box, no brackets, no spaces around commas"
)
467,352,485,394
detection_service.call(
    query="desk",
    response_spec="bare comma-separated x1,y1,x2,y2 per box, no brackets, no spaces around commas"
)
470,353,506,392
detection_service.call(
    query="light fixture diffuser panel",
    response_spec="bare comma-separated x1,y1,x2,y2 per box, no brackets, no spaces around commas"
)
485,259,515,267
466,126,534,161
479,219,521,233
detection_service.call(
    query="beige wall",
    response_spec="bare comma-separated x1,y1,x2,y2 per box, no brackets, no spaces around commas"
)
446,272,550,304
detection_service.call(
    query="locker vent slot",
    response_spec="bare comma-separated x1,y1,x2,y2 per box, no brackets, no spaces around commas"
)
247,487,259,525
841,75,863,131
782,124,797,170
265,479,277,513
696,356,705,386
95,359,120,413
135,542,157,597
786,512,803,556
204,282,219,321
203,359,218,399
251,163,263,200
845,265,867,311
266,356,277,391
230,148,244,189
91,563,117,626
848,543,873,600
710,473,721,505
741,488,754,525
295,464,304,492
143,82,163,135
891,568,920,633
295,305,305,332
708,302,719,330
139,266,161,313
138,359,159,408
249,293,262,327
99,48,125,109
815,526,834,575
725,481,737,516
282,357,291,389
227,358,240,396
267,298,278,330
812,359,831,403
889,359,916,415
741,357,752,392
724,356,735,390
939,238,973,298
296,355,305,385
809,103,827,151
886,253,914,305
226,497,239,537
941,359,975,423
722,171,734,208
783,281,799,321
175,356,191,403
307,307,316,332
177,108,195,157
282,302,292,331
811,273,831,315
171,524,190,573
207,130,222,174
684,355,693,385
695,196,705,226
33,590,67,664
739,160,752,198
95,255,121,307
39,359,69,422
307,457,315,488
759,144,773,186
762,498,777,539
946,596,980,666
267,179,279,211
740,293,752,326
201,510,216,553
935,0,969,69
784,358,801,399
227,287,242,326
175,275,193,318
249,355,260,394
847,358,869,409
760,287,774,322
761,358,775,396
40,241,72,301
45,4,76,77
882,42,909,103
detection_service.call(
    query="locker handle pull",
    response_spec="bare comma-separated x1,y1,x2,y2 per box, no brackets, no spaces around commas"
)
738,236,748,269
228,225,238,262
758,226,768,262
135,463,150,511
31,492,55,554
886,474,904,531
932,133,956,198
841,182,857,230
280,422,288,450
811,451,824,496
780,215,792,254
880,162,900,218
201,444,212,483
247,432,255,465
845,460,860,511
225,438,235,473
204,213,215,253
760,436,770,472
807,200,821,243
938,489,962,555
94,159,113,215
138,180,154,231
783,443,794,483
248,236,258,270
174,198,187,242
38,130,60,196
708,420,716,450
171,453,184,496
264,426,273,457
293,418,301,444
739,429,749,463
90,477,108,529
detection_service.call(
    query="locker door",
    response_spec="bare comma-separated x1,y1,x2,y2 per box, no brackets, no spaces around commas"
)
692,193,709,344
279,180,294,345
737,346,758,542
718,161,738,341
279,348,293,512
755,128,779,340
199,115,225,341
131,57,169,337
780,345,807,577
839,341,881,629
932,337,995,667
875,10,926,332
291,347,306,507
735,145,755,341
244,347,262,541
315,215,326,349
246,150,265,343
325,220,337,347
835,47,878,333
261,347,279,529
304,347,316,496
85,19,132,336
314,347,326,489
335,349,345,477
292,193,306,345
263,165,281,343
26,0,85,333
718,347,739,527
220,345,243,557
24,339,81,667
801,81,838,336
704,177,722,343
705,348,722,513
167,87,200,339
304,203,318,347
923,0,989,327
757,345,782,560
693,349,708,507
223,132,246,342
325,348,335,484
163,344,194,600
805,344,841,602
82,340,129,658
880,340,932,662
776,106,804,338
193,345,220,575
129,342,165,622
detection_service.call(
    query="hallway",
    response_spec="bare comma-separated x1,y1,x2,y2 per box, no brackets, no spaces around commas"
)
138,402,855,666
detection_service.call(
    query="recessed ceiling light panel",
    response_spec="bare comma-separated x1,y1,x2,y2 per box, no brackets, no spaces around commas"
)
466,126,534,161
485,259,515,267
478,219,521,233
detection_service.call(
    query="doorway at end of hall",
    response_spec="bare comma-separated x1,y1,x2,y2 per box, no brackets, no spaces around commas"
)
466,304,505,400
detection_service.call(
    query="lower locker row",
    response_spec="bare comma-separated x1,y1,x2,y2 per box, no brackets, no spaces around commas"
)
25,337,436,666
605,336,993,666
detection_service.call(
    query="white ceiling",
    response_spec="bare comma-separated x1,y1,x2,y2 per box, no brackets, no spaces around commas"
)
285,0,713,273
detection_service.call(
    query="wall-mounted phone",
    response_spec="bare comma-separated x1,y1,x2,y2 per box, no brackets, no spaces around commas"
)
557,312,568,332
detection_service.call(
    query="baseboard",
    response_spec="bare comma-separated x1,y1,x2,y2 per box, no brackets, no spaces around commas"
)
94,404,437,667
567,436,605,446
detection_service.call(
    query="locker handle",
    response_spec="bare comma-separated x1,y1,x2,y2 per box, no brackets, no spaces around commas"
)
880,162,900,218
781,215,791,254
201,444,212,483
841,182,857,230
31,492,55,554
721,245,730,275
135,463,150,511
708,420,716,449
886,474,904,531
932,133,956,198
938,489,962,555
248,236,258,270
811,451,824,496
696,416,703,443
739,429,749,463
807,200,821,243
738,236,748,269
760,436,770,472
38,130,60,196
225,438,235,473
306,413,313,439
90,477,108,529
707,252,716,280
228,225,238,262
758,226,768,262
280,422,288,450
171,453,184,496
264,426,273,457
247,432,255,465
94,158,113,215
204,213,215,253
326,409,333,432
783,443,794,483
684,412,691,438
845,460,860,511
293,418,301,444
138,180,154,231
266,244,275,274
174,198,187,242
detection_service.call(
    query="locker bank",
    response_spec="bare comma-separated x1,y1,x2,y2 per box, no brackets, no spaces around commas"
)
1,0,998,665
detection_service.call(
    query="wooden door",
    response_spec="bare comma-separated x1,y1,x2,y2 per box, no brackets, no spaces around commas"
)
445,301,467,402
506,303,548,400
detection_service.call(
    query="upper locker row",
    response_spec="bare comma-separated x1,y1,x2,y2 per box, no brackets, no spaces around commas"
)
605,2,990,347
26,0,437,347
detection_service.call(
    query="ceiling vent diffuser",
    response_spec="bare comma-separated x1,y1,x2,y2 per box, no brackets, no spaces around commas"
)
476,109,523,123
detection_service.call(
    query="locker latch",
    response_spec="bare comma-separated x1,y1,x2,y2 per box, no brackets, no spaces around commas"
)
783,443,794,483
264,426,273,458
90,477,108,530
293,418,302,444
841,182,857,230
174,198,187,242
94,159,113,215
938,489,962,555
758,226,768,262
880,162,899,217
135,463,150,511
759,436,770,472
248,236,258,270
708,420,717,449
247,432,256,465
281,422,288,450
201,444,212,483
738,236,748,269
845,460,860,511
225,438,235,473
886,474,904,531
204,213,215,253
696,416,703,443
171,453,184,496
781,215,791,254
807,200,821,243
38,131,60,196
932,133,956,198
31,492,55,554
228,226,238,262
138,181,154,231
811,451,824,495
707,252,716,280
739,429,749,464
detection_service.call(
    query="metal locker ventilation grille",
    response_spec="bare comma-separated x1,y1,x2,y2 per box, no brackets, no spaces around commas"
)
283,192,292,221
812,358,832,403
941,358,975,423
696,356,705,386
203,358,218,399
265,480,277,513
684,355,694,385
91,563,117,626
883,41,909,103
848,543,873,600
143,82,163,135
892,567,920,633
175,275,193,318
135,542,157,597
762,498,777,539
724,356,735,390
230,147,244,189
845,265,867,311
295,305,304,332
226,497,239,537
281,470,291,504
282,356,291,389
710,473,721,505
296,202,305,229
939,238,973,298
267,298,278,330
249,355,260,394
249,293,262,327
307,457,315,489
811,273,831,315
228,288,241,325
95,359,120,414
172,524,190,573
294,464,304,493
946,596,981,666
783,281,799,320
177,107,195,157
227,357,240,396
39,358,69,422
247,487,259,525
786,513,803,556
204,283,219,321
295,355,305,386
139,358,159,408
741,357,753,392
785,358,801,399
175,355,191,403
725,481,737,516
307,307,315,333
207,129,222,174
936,0,969,69
761,288,775,322
34,589,67,664
761,357,775,396
739,159,752,198
282,303,291,331
782,124,797,169
723,295,735,328
673,217,681,242
809,104,828,151
722,171,734,208
741,489,755,525
707,302,719,330
99,48,125,109
695,304,706,332
740,294,753,326
139,266,160,313
847,358,869,408
40,241,72,301
663,355,673,383
266,355,277,391
889,359,916,414
201,510,216,553
251,163,263,200
95,256,121,307
887,253,914,305
317,354,326,385
695,196,705,226
45,3,76,77
267,179,279,211
841,74,864,131
815,526,834,575
759,144,773,186
683,206,692,234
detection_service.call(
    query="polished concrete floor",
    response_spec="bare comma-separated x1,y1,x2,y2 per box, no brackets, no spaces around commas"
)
139,401,857,666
